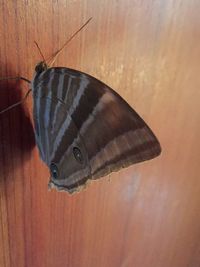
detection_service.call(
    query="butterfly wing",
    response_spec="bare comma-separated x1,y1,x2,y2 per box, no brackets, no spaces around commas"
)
32,67,161,193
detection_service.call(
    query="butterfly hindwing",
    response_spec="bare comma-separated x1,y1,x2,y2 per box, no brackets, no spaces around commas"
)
32,67,161,193
32,69,91,192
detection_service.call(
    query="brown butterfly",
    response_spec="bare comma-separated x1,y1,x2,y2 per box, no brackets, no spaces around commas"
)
0,18,161,193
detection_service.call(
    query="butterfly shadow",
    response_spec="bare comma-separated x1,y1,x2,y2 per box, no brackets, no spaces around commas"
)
0,74,35,182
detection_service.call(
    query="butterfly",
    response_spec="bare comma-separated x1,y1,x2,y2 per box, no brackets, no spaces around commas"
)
0,18,161,194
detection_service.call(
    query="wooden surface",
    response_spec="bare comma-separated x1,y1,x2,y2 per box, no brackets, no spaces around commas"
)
0,1,200,266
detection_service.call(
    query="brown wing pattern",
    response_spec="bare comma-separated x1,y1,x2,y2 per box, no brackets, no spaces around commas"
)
32,67,161,193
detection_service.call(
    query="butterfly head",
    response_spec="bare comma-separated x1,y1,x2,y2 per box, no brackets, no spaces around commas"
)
35,61,48,74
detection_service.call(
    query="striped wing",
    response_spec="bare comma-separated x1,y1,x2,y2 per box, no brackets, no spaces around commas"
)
32,67,161,193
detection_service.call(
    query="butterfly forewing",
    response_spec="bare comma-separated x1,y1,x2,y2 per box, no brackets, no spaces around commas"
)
32,67,161,193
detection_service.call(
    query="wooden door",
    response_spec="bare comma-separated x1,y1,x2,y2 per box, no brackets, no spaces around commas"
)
0,1,200,266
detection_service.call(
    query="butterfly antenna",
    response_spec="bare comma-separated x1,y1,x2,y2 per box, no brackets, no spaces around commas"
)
34,41,46,63
46,17,92,67
0,89,32,115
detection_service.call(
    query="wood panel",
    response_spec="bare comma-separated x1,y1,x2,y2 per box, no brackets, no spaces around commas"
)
0,0,200,266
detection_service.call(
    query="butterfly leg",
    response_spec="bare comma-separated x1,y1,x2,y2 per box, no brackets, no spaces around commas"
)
0,77,31,114
0,89,32,115
0,76,31,83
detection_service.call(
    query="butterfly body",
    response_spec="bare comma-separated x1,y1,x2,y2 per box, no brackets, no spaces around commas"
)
32,66,161,193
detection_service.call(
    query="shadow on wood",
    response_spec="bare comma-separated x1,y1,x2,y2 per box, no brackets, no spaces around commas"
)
0,68,35,180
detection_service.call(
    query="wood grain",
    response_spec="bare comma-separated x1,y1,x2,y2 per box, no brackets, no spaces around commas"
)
0,0,200,266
